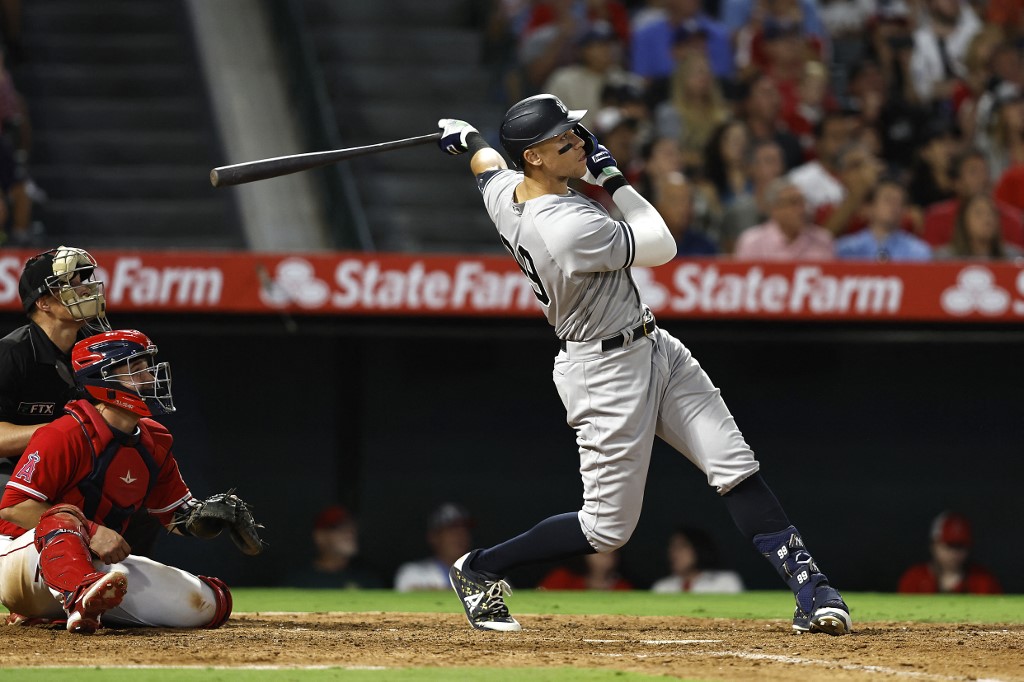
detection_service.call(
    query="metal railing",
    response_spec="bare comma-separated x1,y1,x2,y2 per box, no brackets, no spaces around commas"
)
265,0,374,250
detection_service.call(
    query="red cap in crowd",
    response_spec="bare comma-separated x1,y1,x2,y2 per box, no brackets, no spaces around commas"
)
931,511,972,548
314,505,352,530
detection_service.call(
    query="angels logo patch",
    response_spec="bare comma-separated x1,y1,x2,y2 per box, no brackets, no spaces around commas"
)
14,451,41,483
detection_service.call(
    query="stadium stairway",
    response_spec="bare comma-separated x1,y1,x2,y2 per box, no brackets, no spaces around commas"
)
12,0,244,249
298,0,505,253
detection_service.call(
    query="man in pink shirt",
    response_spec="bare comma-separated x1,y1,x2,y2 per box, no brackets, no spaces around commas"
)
734,179,835,260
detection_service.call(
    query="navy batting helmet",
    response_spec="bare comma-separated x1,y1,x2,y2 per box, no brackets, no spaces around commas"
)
500,94,586,167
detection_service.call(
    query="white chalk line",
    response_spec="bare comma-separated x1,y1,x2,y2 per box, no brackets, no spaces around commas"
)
584,638,723,644
587,646,1009,682
11,616,1012,679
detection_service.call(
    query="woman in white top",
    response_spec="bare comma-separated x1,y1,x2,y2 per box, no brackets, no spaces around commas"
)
651,525,744,594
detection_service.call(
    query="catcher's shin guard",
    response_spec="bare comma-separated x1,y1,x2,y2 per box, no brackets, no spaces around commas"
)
198,575,233,628
34,504,101,601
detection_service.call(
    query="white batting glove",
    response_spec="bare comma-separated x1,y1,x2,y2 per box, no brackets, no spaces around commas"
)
438,119,479,156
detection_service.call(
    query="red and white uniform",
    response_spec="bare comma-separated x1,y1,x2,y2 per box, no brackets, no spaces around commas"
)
0,400,191,537
0,399,224,628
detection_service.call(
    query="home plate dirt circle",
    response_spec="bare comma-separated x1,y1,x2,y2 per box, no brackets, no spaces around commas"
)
1,612,1021,681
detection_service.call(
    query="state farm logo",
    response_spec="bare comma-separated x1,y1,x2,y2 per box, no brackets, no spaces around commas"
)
0,255,224,306
940,266,1010,316
258,258,540,311
664,264,902,315
104,259,223,305
331,259,537,310
258,258,330,308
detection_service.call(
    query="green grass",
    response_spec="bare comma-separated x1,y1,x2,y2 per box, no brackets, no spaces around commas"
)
3,590,1021,681
233,588,1024,624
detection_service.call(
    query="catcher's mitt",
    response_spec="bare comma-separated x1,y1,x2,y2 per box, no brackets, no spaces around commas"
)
179,489,267,556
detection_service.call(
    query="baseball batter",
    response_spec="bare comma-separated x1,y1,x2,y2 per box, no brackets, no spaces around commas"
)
0,329,261,633
437,95,851,635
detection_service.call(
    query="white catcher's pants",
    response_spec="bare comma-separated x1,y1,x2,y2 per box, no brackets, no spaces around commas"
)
554,327,759,553
0,530,221,627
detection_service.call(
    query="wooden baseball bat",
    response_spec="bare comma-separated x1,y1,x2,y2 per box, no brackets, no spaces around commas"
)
210,132,443,187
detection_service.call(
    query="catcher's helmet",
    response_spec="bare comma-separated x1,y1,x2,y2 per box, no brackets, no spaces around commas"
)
72,329,175,416
19,246,110,332
499,94,586,167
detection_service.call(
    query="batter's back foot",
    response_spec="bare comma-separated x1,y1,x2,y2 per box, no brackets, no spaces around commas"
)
792,583,852,635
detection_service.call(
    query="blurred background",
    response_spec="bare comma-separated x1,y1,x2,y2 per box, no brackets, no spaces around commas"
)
0,0,1021,594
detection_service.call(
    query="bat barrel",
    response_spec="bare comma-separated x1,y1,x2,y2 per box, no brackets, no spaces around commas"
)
210,132,443,187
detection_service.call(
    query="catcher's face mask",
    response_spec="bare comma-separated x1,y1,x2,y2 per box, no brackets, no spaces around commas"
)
106,354,174,416
72,330,175,416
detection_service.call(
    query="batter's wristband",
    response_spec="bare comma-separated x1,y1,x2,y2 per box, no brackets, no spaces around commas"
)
602,174,629,194
466,131,489,155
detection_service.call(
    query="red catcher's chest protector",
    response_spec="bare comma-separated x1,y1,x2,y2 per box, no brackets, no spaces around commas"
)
64,399,170,533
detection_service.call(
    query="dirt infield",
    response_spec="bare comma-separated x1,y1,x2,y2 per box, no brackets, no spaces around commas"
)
1,612,1022,681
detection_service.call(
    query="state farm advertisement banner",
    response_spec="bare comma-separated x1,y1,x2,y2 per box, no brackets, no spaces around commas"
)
1,249,1023,322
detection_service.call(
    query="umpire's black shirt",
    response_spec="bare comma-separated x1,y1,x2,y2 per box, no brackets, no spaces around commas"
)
0,322,78,476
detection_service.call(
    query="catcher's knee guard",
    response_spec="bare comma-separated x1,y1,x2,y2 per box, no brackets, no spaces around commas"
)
35,504,97,545
34,505,103,607
198,575,233,628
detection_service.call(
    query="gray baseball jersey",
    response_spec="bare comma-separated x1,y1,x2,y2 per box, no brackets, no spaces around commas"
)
479,169,644,341
478,168,759,553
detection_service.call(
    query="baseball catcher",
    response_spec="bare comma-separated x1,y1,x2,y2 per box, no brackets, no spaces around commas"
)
0,329,263,633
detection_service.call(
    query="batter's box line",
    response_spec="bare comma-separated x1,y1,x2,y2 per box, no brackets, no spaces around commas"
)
587,648,1008,682
583,638,723,644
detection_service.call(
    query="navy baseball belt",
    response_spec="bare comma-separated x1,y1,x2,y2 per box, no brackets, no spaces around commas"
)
559,317,657,352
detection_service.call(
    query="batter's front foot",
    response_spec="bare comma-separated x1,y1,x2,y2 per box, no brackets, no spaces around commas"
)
449,550,521,632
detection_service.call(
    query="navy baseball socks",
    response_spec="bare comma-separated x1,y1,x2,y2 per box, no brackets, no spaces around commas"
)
754,526,852,635
450,512,595,631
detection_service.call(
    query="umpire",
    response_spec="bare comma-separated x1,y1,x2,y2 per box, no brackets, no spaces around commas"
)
0,247,162,557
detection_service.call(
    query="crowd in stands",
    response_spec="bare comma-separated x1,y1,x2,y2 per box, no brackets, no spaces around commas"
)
480,0,1024,260
288,502,1004,593
0,1,43,248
